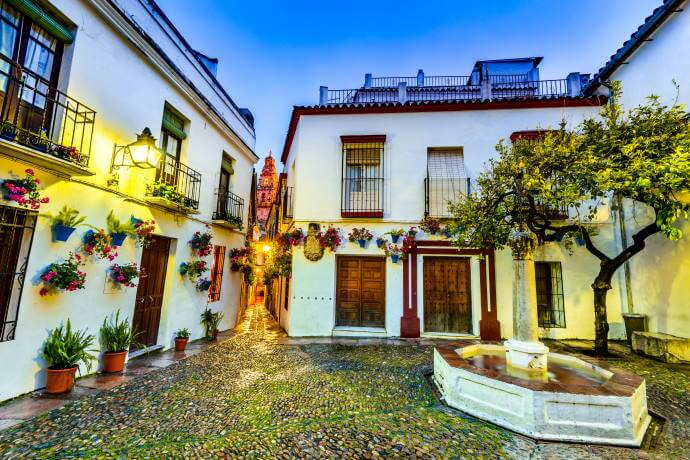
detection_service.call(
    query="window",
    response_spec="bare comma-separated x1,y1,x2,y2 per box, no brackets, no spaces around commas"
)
0,204,37,342
535,261,566,328
157,107,187,185
208,246,226,303
341,135,385,218
426,148,469,218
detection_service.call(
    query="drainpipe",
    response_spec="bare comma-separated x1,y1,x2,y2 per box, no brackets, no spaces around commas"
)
602,81,634,314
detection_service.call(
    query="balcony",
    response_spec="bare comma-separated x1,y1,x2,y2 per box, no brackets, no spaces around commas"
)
282,186,293,223
0,55,95,176
425,177,470,219
321,72,580,106
144,156,201,213
212,189,244,229
341,178,384,218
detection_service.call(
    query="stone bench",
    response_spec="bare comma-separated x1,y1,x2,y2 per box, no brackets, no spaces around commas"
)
632,332,690,364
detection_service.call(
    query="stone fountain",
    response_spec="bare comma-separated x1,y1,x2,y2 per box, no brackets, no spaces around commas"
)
433,231,651,446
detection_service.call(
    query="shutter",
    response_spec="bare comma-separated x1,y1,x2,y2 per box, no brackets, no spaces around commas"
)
162,109,187,140
6,0,74,43
427,148,466,179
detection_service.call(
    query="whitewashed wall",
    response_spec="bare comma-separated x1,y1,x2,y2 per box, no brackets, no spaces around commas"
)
283,105,627,340
593,1,690,338
0,0,256,401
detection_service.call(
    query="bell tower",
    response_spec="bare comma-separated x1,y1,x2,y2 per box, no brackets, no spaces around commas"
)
256,151,278,226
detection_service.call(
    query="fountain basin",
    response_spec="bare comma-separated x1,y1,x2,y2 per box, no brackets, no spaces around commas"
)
434,343,651,446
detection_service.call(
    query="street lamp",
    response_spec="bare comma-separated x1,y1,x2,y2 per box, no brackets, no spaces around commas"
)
108,128,162,187
262,244,272,254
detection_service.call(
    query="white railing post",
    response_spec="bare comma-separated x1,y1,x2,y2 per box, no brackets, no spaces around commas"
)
480,79,492,100
398,82,407,103
364,73,373,88
566,72,582,97
417,69,424,87
319,86,328,105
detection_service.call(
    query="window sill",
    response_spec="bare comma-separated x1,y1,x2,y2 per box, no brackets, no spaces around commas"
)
0,138,94,177
143,196,200,215
211,219,243,231
341,211,384,218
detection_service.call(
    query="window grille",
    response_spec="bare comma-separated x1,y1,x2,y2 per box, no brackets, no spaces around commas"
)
341,139,385,217
425,148,469,218
535,261,566,328
0,205,37,342
208,246,226,303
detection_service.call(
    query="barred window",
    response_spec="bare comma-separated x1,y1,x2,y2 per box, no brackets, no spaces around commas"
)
208,246,226,303
0,205,37,342
535,261,566,328
425,148,469,218
341,135,385,218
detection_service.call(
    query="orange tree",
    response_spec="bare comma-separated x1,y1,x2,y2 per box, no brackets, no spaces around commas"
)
449,84,690,354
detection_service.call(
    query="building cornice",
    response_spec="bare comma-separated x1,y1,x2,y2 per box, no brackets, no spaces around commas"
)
87,0,258,163
280,96,607,163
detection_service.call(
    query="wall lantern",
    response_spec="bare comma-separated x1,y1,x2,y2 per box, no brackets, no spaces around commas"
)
108,128,162,187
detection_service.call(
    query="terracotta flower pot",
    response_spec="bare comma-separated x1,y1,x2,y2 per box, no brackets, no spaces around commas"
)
45,367,77,394
175,337,189,351
102,351,127,373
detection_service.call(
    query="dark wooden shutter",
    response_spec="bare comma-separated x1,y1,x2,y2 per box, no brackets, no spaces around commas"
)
208,245,225,302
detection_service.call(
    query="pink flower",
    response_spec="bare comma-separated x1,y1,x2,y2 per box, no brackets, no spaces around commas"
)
39,288,48,296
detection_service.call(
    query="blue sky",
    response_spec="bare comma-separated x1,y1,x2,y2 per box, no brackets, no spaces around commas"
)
162,0,658,167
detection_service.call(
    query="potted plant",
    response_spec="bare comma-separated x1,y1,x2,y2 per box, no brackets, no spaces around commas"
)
229,246,253,271
42,320,96,394
376,236,388,249
108,262,141,288
107,211,134,247
49,144,81,164
179,259,209,281
317,226,342,252
386,244,404,263
39,252,87,296
189,227,213,257
82,229,118,261
100,310,139,373
386,229,405,244
420,216,442,235
44,206,87,242
1,168,49,210
200,308,224,340
196,277,212,292
175,328,191,351
348,228,374,248
148,181,184,206
0,121,16,141
276,228,304,247
130,216,156,247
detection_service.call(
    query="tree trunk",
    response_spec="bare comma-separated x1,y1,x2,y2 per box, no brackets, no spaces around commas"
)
592,281,611,355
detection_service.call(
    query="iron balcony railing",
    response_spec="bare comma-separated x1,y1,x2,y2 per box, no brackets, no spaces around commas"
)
146,156,202,210
0,54,95,167
213,189,244,227
425,177,471,218
325,75,571,105
282,186,293,222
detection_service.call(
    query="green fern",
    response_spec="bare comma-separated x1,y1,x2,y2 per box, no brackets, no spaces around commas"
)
43,206,87,227
43,319,97,371
100,310,141,352
106,211,135,234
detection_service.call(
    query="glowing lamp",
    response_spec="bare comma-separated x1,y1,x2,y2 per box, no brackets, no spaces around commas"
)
110,127,162,172
262,244,272,253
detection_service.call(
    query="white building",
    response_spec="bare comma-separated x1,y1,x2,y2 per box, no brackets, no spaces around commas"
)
277,59,636,341
585,0,690,339
0,0,257,401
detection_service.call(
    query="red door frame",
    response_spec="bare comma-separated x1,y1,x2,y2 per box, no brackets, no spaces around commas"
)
401,240,501,340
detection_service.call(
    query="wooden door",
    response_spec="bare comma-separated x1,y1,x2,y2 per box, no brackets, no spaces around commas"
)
423,257,472,333
132,235,171,348
336,256,385,328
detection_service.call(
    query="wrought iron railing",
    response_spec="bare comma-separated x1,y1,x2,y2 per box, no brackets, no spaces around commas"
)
146,156,202,210
282,186,293,222
213,189,244,227
425,177,470,218
0,54,95,167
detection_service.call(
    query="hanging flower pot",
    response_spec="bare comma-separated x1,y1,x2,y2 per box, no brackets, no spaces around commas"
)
555,232,565,242
45,367,78,394
347,228,372,249
52,224,76,242
391,235,400,244
576,235,586,246
110,232,127,247
357,239,367,248
391,254,400,264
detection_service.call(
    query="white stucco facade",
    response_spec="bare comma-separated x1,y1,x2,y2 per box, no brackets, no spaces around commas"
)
0,0,257,401
280,101,629,341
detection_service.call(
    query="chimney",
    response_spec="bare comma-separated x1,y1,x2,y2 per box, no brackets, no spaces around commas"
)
193,50,219,78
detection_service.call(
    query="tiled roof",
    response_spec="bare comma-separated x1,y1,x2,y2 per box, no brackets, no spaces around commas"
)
584,0,686,95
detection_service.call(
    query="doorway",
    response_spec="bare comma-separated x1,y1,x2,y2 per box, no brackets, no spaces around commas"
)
423,257,472,334
335,256,385,328
132,235,171,348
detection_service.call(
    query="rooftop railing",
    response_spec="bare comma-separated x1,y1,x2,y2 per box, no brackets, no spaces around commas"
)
0,54,95,167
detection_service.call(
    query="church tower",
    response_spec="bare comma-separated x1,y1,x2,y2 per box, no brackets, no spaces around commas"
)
256,151,278,226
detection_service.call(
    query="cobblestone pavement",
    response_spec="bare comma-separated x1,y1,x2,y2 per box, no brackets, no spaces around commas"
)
0,304,688,459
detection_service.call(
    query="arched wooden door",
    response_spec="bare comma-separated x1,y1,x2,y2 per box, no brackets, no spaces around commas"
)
132,235,171,348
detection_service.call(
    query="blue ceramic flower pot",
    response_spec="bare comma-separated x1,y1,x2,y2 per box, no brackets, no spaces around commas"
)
52,224,76,242
576,235,586,246
391,254,400,264
358,239,367,248
111,232,127,246
391,235,400,244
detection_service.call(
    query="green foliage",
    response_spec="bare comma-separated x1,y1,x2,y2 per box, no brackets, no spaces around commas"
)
100,310,140,352
106,211,135,234
44,206,87,228
175,328,191,339
200,308,224,339
149,181,184,205
43,319,97,371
